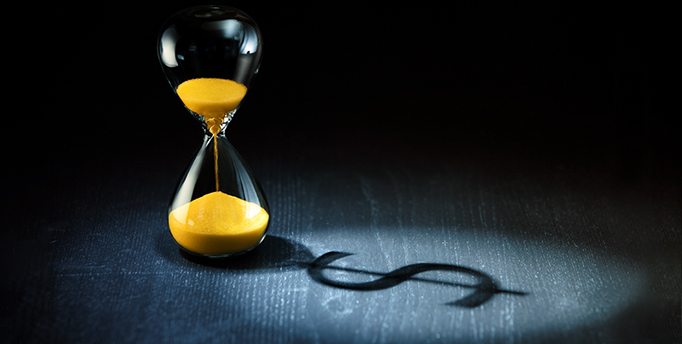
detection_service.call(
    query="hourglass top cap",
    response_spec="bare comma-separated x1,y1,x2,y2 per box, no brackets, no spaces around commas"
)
158,5,263,87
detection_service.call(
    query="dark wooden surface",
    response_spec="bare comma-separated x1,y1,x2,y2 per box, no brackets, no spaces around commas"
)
3,2,679,343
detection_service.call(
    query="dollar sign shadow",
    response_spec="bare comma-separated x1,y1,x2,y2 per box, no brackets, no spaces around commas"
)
308,251,527,308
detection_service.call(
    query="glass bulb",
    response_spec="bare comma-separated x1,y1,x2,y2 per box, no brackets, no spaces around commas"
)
158,5,263,133
158,6,269,258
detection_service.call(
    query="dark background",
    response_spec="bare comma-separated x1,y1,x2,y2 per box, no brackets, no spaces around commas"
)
9,2,672,159
3,2,679,343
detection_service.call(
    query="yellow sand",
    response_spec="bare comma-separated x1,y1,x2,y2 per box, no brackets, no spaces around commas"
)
176,78,247,135
169,191,269,255
172,78,264,255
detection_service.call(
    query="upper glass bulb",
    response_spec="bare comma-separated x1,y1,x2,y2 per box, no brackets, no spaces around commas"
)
157,5,263,133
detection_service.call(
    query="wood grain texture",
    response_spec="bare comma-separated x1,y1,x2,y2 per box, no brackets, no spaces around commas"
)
4,124,679,343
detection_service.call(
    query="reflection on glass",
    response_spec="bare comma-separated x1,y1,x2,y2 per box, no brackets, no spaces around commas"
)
157,5,268,258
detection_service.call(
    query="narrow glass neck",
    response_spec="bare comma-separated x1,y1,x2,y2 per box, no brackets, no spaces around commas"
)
191,108,238,136
205,130,227,138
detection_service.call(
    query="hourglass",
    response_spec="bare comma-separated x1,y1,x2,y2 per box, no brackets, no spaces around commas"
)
158,5,268,258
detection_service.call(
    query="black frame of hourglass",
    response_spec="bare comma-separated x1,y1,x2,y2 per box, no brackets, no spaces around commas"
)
157,5,268,259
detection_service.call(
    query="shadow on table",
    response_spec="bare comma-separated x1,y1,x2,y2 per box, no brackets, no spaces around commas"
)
156,232,527,307
307,251,527,308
